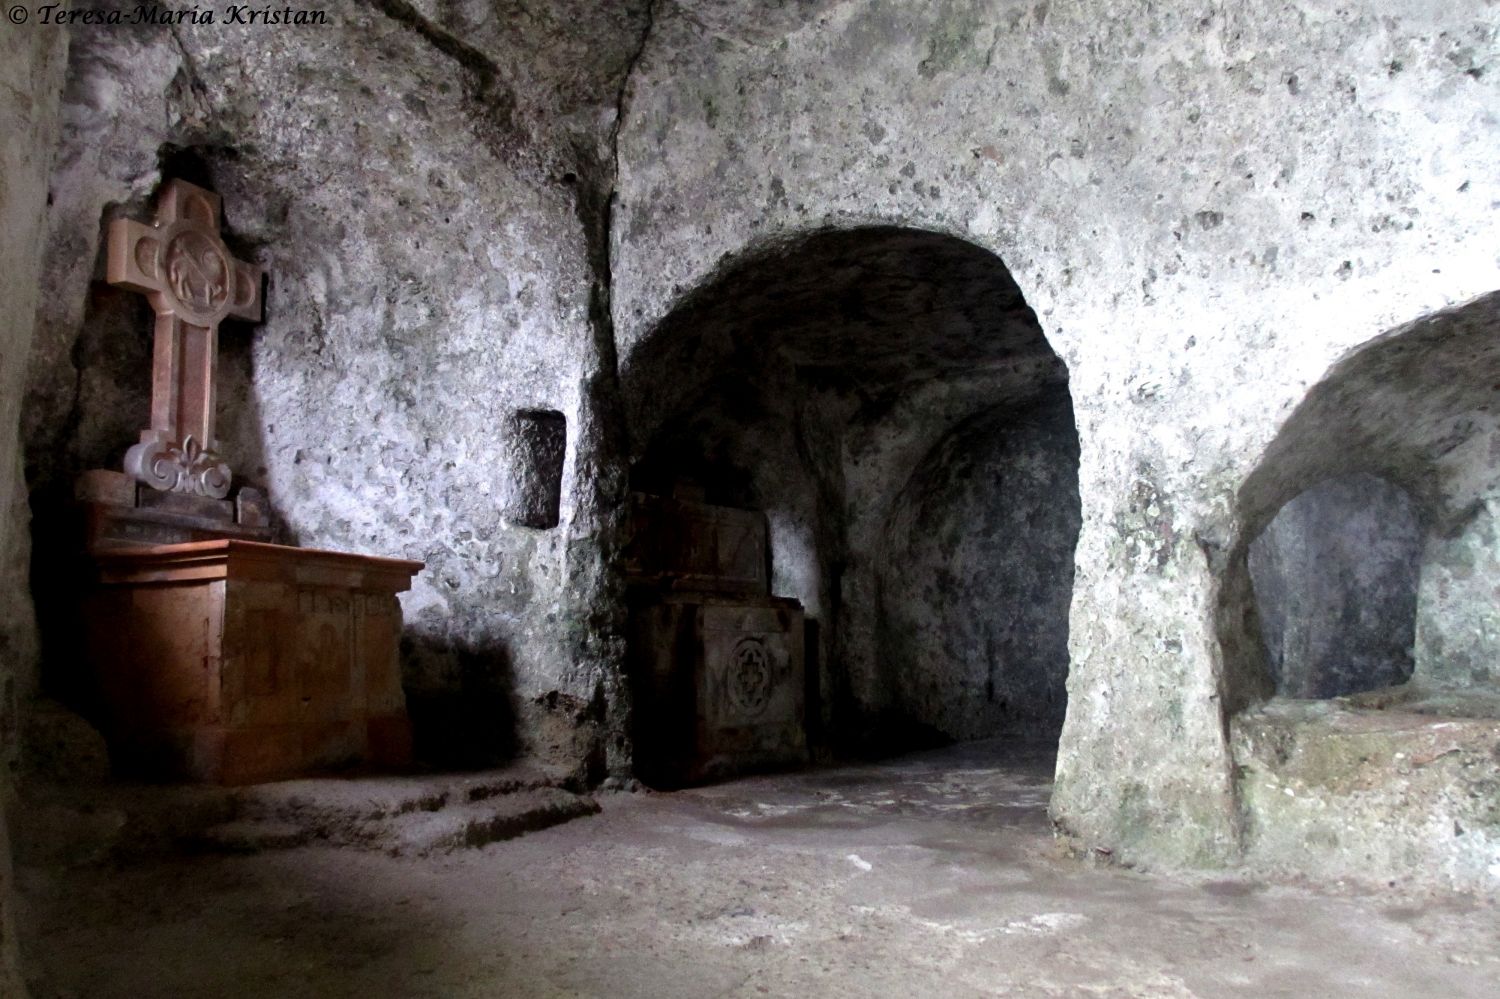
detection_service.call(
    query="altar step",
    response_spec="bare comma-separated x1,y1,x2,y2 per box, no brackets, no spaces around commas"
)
200,785,600,856
15,764,605,866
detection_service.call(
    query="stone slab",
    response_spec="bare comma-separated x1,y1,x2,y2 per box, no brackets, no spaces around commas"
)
1232,696,1500,892
384,789,601,856
76,469,275,548
12,761,590,862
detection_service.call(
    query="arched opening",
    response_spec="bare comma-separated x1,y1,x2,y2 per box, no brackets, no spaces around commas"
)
618,226,1079,788
1223,290,1500,711
1219,290,1500,886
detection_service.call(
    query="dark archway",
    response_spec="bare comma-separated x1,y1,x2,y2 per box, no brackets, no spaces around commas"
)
618,226,1079,780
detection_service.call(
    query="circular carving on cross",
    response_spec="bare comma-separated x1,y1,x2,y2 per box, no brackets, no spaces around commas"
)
164,229,231,324
233,267,258,310
133,237,160,280
728,637,773,718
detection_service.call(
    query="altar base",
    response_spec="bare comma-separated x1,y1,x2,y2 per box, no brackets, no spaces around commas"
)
80,539,423,785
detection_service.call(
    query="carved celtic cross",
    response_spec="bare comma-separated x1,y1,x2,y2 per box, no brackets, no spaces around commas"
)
106,180,263,498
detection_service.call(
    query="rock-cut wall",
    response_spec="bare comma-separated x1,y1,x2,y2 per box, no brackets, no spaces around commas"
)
0,14,70,998
4,0,1499,895
14,0,651,777
613,0,1500,871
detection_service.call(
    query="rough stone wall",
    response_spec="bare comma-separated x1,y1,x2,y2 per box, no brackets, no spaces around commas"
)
20,0,650,775
7,0,1498,891
879,398,1080,743
0,13,70,997
1416,499,1500,691
614,0,1500,867
1247,474,1421,698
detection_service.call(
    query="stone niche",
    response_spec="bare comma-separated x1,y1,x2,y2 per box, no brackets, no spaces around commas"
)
1247,473,1421,699
503,409,567,529
625,493,806,786
1223,293,1500,891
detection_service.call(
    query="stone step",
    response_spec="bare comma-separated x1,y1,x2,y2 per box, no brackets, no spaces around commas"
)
16,763,598,865
229,764,572,829
384,788,602,856
194,786,600,856
197,820,310,853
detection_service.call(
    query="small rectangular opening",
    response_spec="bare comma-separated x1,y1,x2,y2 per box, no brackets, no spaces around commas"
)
504,409,566,529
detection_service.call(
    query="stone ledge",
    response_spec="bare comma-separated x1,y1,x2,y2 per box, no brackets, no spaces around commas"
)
1231,694,1500,892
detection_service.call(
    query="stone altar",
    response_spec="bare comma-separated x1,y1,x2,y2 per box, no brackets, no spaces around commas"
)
67,179,423,783
626,493,807,786
81,540,421,784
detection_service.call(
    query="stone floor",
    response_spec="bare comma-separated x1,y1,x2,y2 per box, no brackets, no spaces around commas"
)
18,741,1500,998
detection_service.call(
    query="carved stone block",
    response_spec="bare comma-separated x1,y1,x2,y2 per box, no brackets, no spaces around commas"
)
628,592,806,787
623,493,769,596
75,468,273,550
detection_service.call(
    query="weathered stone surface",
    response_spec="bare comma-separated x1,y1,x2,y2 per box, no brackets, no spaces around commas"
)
1248,474,1421,698
502,409,567,530
21,0,652,775
381,789,600,856
12,762,593,863
1417,500,1500,692
201,783,603,857
1,0,1497,924
20,700,110,787
881,399,1079,743
1232,697,1500,891
24,741,1500,999
0,15,70,999
614,0,1500,871
1225,294,1500,702
1214,292,1500,887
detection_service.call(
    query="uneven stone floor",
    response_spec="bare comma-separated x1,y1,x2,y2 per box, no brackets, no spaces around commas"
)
19,741,1500,998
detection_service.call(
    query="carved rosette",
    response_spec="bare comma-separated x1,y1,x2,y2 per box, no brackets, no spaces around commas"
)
728,637,773,719
163,227,234,325
124,431,232,499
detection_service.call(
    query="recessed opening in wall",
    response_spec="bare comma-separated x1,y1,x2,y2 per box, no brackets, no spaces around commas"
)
617,225,1078,792
878,399,1079,747
502,409,566,529
1247,474,1421,699
1220,291,1500,889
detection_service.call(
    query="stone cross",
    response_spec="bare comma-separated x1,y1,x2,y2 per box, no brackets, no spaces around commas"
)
106,180,263,498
